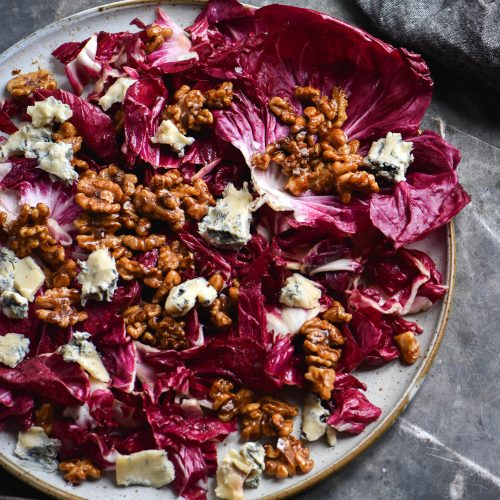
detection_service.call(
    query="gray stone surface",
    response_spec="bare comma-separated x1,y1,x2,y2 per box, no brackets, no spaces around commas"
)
0,1,499,499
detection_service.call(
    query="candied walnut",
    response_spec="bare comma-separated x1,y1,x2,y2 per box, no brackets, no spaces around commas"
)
113,108,125,133
99,165,138,199
163,85,213,135
264,436,314,479
59,459,101,485
295,86,321,103
74,213,121,237
134,185,185,231
120,200,150,236
47,259,77,288
322,300,352,324
240,397,298,441
336,170,379,204
122,303,161,339
303,106,325,135
134,171,214,230
157,241,193,272
34,403,54,436
76,174,125,214
116,256,145,281
228,279,240,305
148,314,188,350
8,204,65,269
77,234,123,253
394,331,420,364
122,234,166,252
304,366,336,401
35,287,87,328
300,317,345,400
205,81,233,109
210,296,232,329
53,122,82,153
145,24,173,52
148,269,182,304
208,273,225,293
123,302,188,350
330,87,348,128
269,96,297,125
251,152,270,170
285,173,310,196
209,379,254,422
6,69,57,98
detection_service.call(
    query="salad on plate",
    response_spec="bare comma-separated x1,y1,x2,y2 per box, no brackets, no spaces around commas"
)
0,0,470,498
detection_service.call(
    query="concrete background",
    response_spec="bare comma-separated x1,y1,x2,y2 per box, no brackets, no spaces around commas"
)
0,1,499,499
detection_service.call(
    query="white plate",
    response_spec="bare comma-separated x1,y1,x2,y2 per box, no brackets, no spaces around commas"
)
0,2,455,499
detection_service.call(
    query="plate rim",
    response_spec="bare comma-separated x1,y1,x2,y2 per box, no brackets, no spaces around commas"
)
0,1,457,498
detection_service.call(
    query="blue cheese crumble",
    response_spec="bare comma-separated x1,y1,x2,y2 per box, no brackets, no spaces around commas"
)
98,77,137,111
363,132,414,183
151,119,194,157
15,426,61,472
26,96,73,127
279,273,322,309
0,333,30,368
116,450,175,488
165,277,217,317
215,442,266,500
301,394,328,441
25,141,77,184
59,331,111,383
0,123,52,159
77,249,118,305
0,291,29,319
198,182,256,250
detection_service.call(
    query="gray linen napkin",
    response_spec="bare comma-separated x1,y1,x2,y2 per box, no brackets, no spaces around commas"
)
355,0,500,89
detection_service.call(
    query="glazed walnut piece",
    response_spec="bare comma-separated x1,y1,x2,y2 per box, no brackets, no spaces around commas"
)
394,331,420,364
209,379,255,423
163,82,233,134
7,203,65,269
133,170,214,231
46,259,78,288
264,436,314,479
209,379,298,440
6,69,57,98
76,172,125,214
255,85,379,202
145,24,173,53
205,81,234,109
59,459,102,485
122,302,189,350
34,404,54,436
299,304,350,400
35,287,88,328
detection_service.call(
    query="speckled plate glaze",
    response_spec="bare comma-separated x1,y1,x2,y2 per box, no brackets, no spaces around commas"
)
0,2,456,499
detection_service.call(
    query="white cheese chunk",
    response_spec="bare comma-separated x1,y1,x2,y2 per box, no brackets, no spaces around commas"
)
116,450,175,488
363,132,414,183
279,274,322,309
25,141,77,184
15,426,61,472
78,249,118,305
0,247,18,293
301,394,328,441
165,277,217,317
151,119,194,157
215,442,265,500
0,123,52,159
98,77,137,111
0,290,29,319
198,182,255,250
326,426,337,447
13,257,45,300
0,333,30,368
27,96,73,127
59,331,110,383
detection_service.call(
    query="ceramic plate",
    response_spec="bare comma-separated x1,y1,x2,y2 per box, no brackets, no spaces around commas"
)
0,2,455,498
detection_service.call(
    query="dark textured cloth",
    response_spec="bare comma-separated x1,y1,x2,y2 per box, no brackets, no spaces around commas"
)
355,0,500,88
